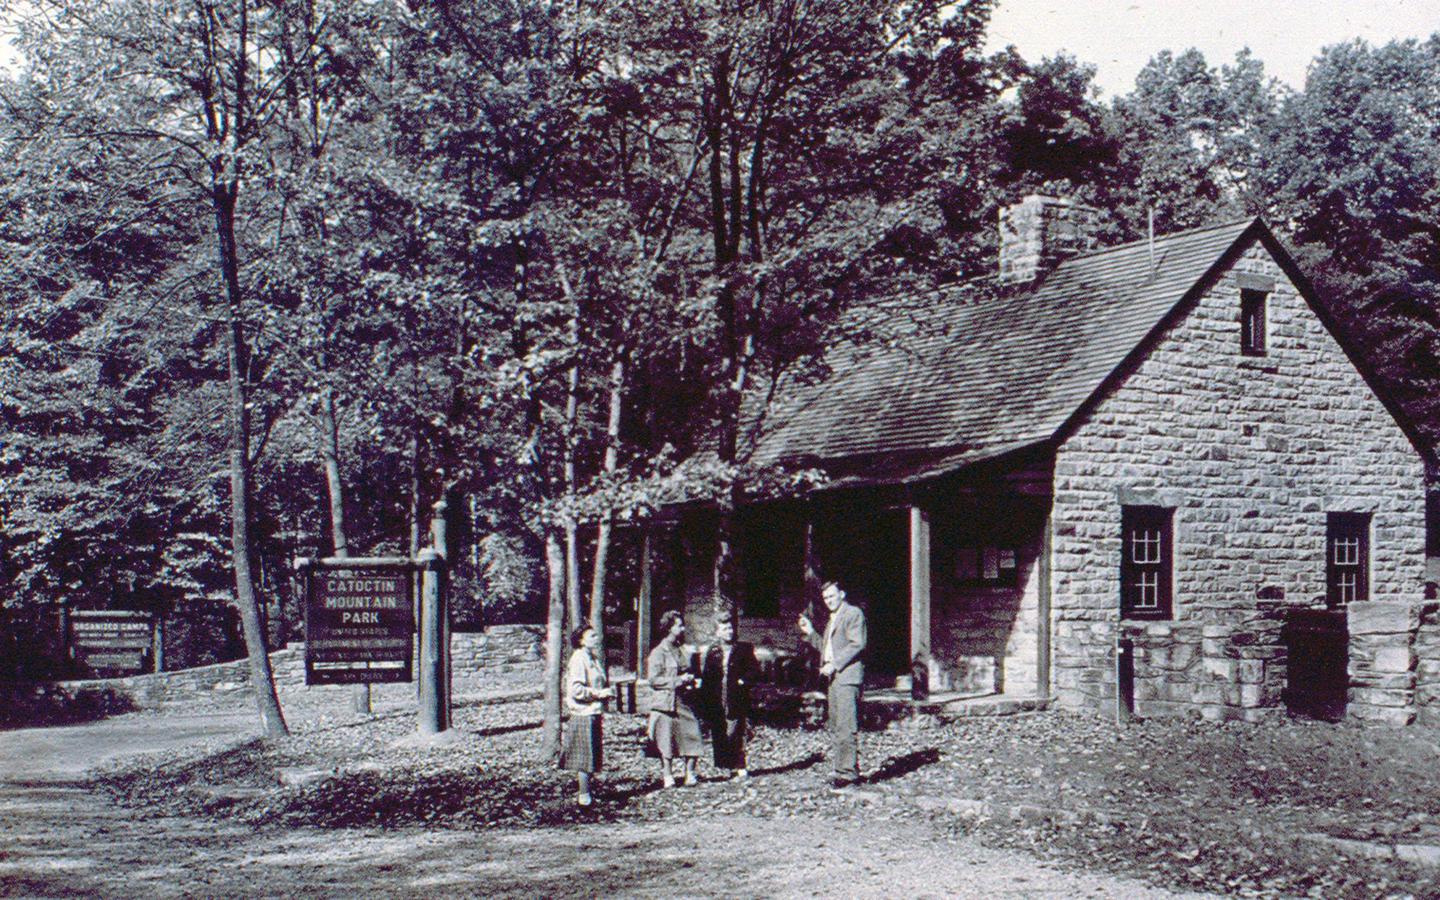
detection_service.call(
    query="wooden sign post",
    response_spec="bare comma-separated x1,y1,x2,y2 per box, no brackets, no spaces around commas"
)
418,499,450,735
297,498,451,735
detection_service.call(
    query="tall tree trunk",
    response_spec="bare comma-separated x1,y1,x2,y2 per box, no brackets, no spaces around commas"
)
541,530,566,761
565,523,581,633
710,338,751,619
215,182,288,739
588,357,624,645
563,329,583,636
319,379,369,713
408,350,423,699
704,52,748,620
320,385,348,559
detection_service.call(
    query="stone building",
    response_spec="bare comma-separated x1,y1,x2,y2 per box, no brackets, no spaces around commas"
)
644,195,1434,724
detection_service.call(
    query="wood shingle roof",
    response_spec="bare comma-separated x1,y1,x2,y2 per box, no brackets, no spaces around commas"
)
745,218,1262,485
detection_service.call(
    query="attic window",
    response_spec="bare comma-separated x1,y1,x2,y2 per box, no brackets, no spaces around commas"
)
1240,289,1267,356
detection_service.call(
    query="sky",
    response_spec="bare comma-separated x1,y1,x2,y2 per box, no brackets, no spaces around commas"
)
986,0,1440,97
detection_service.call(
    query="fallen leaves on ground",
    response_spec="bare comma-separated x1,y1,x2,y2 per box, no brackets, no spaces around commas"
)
99,696,1440,899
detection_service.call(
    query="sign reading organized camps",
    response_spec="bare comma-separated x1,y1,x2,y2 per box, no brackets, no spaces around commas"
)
305,566,413,685
70,610,153,674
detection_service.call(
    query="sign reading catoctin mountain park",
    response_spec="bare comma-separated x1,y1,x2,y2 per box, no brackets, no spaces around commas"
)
305,568,414,685
69,610,153,673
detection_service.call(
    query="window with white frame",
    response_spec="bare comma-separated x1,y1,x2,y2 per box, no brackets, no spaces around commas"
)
1121,506,1173,619
1326,512,1370,607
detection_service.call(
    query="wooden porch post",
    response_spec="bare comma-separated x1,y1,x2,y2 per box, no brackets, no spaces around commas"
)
909,505,931,673
1038,507,1053,698
803,519,821,617
636,527,653,678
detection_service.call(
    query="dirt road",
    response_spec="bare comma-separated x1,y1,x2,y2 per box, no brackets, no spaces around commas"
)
0,711,1213,899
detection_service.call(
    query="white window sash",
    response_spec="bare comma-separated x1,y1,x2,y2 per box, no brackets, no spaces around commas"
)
1131,529,1163,565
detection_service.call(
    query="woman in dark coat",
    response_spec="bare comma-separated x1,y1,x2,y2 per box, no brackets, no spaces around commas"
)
698,609,757,779
559,626,614,806
646,611,702,787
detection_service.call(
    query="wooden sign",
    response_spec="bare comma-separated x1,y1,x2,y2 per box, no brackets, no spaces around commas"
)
70,611,153,674
304,566,414,685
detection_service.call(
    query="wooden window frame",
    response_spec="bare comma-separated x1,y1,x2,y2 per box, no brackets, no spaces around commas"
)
1240,288,1268,356
1121,506,1174,620
1326,512,1371,607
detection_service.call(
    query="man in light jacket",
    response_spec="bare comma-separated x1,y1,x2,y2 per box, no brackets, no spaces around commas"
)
798,580,866,787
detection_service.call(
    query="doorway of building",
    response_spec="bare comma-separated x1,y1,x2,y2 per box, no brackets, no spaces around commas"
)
813,505,909,685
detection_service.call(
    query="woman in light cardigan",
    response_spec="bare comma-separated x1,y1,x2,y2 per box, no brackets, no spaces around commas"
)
559,626,613,806
646,610,702,787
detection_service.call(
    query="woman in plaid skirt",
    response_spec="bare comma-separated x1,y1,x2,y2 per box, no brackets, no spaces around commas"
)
559,626,613,806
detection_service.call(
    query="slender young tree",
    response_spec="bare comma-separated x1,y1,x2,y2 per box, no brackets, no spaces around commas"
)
0,0,379,736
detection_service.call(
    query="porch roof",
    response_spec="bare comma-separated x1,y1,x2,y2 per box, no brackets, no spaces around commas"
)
744,218,1259,485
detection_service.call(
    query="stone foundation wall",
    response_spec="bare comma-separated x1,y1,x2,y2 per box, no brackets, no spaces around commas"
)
448,625,546,676
1051,236,1428,720
1124,605,1288,722
1415,603,1440,726
1347,601,1419,725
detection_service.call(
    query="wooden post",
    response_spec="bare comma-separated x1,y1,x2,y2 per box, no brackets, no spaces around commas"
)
352,680,373,713
153,614,165,674
435,504,452,726
909,505,931,684
803,519,820,616
1116,636,1136,723
636,527,653,678
1037,508,1053,698
417,549,447,734
418,499,450,735
58,599,70,665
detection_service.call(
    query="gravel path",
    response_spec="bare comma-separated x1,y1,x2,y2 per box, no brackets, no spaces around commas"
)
0,693,1216,899
0,789,1211,899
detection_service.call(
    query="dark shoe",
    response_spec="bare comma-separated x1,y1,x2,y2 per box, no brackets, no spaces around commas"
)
828,776,857,790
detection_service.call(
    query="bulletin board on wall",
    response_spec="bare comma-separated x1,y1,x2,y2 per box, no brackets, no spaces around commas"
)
953,545,1020,587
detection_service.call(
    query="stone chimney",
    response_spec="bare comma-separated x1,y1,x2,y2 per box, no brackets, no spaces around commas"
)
998,194,1103,286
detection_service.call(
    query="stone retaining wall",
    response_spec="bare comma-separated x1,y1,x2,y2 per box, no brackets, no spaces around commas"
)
1413,603,1440,727
3,625,546,714
1349,602,1418,725
1122,604,1288,723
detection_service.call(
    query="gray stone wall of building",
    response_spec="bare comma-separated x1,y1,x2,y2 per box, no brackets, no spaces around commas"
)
928,510,1043,695
1051,238,1428,722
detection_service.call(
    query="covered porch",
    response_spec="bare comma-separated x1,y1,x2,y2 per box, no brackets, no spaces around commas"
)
638,451,1056,702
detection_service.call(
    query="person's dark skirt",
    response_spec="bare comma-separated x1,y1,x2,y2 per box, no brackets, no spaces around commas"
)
559,714,603,772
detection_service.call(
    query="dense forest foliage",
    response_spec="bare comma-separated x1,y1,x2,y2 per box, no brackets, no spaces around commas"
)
1,1,1437,734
